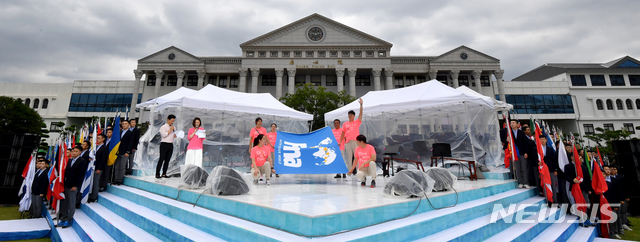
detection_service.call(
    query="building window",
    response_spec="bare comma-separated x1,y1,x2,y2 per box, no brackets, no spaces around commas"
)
417,75,426,84
306,51,314,57
504,94,574,114
246,51,254,57
394,76,404,88
609,75,625,86
616,99,624,110
147,75,156,86
294,77,305,86
354,51,362,57
24,98,30,107
596,99,604,110
262,75,276,86
68,93,141,112
355,75,370,86
186,75,198,86
258,51,266,57
405,76,416,87
42,99,49,109
318,51,326,57
398,125,407,135
310,76,321,86
629,75,640,86
270,51,278,57
409,125,419,134
218,76,228,87
167,75,177,86
626,99,633,110
590,75,606,86
606,99,614,110
570,75,586,86
603,123,614,131
33,98,39,109
366,51,374,57
294,51,302,57
624,123,635,133
50,122,61,132
422,125,431,133
229,76,238,88
480,75,491,86
583,124,595,135
436,75,448,85
637,99,640,110
325,78,336,86
378,51,386,57
207,76,217,85
282,51,290,57
330,51,338,57
342,51,350,57
458,76,469,87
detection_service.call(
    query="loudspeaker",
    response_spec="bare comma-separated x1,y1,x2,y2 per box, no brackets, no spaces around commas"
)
432,143,452,157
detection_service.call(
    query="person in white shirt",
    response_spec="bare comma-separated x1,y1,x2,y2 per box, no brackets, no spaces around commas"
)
156,114,177,178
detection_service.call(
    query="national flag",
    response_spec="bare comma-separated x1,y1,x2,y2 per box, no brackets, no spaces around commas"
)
596,147,604,167
541,121,556,152
96,121,102,136
571,140,588,215
558,134,570,172
503,113,518,168
18,152,36,212
591,159,608,195
535,121,553,203
108,114,121,166
52,142,68,213
599,194,612,238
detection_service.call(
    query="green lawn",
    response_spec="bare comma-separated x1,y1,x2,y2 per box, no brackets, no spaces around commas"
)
0,206,52,242
620,216,640,241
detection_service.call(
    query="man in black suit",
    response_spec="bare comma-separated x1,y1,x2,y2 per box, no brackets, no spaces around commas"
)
113,120,134,185
126,119,141,175
89,134,108,202
77,141,92,208
500,125,508,150
508,120,530,189
564,154,593,225
535,135,558,202
58,146,88,228
30,158,50,218
100,128,113,191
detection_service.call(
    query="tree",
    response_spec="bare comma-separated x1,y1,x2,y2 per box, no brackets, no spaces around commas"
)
280,83,356,131
584,127,633,159
0,96,45,136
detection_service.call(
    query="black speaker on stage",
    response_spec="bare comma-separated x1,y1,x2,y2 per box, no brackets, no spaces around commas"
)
432,143,452,157
612,140,640,216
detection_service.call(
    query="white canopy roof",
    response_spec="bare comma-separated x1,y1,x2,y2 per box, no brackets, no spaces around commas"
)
456,86,512,110
155,84,313,121
325,80,503,121
137,87,198,108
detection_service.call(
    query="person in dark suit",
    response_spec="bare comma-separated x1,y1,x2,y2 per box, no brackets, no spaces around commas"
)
30,159,50,218
535,135,558,201
89,134,108,202
126,119,141,175
113,120,134,185
604,165,621,238
510,120,530,189
100,128,113,191
500,126,508,150
77,140,92,208
58,146,88,228
564,155,593,225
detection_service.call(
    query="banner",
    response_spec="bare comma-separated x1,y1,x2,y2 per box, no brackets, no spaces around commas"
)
274,127,348,174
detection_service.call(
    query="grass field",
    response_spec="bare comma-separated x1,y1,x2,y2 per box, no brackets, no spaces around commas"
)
619,216,639,241
0,206,52,242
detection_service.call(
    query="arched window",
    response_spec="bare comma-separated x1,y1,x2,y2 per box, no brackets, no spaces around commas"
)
616,99,623,110
24,98,31,107
606,99,614,110
626,99,633,110
596,99,604,110
42,99,49,109
637,99,640,110
33,98,39,109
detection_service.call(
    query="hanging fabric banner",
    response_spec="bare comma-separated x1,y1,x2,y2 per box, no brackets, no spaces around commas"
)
274,127,348,174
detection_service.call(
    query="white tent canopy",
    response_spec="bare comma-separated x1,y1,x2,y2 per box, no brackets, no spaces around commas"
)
137,87,198,108
156,84,313,120
456,86,512,110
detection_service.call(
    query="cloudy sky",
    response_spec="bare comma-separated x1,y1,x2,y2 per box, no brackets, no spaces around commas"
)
1,0,639,83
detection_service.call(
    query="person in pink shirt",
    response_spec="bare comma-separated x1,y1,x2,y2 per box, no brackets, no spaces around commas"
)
347,135,377,188
332,119,346,178
343,98,363,178
250,134,274,185
249,117,268,153
185,117,205,167
266,123,279,178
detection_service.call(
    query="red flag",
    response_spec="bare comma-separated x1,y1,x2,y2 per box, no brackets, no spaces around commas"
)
503,114,518,169
504,148,511,169
572,144,583,182
22,154,33,178
599,194,612,238
535,122,553,203
596,147,604,167
96,122,102,136
591,161,608,195
571,183,588,214
52,143,68,212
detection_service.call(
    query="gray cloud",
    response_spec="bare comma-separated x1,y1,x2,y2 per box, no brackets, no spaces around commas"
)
0,0,639,83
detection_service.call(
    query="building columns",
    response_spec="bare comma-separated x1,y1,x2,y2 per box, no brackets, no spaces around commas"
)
450,70,460,88
336,68,345,93
238,68,248,92
287,68,296,94
130,69,144,118
154,70,164,98
275,68,284,99
176,70,185,89
428,69,437,80
384,69,394,90
494,69,505,101
250,69,260,93
197,69,206,89
348,68,357,97
472,70,482,92
372,68,382,91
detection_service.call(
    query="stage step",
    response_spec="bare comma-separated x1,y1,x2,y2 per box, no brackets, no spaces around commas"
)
96,192,225,242
566,227,596,242
0,218,50,241
81,202,162,242
71,209,116,242
484,204,564,242
415,196,544,242
530,215,578,242
106,184,304,241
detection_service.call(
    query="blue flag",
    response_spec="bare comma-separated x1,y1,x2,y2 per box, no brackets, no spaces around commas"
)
274,127,348,174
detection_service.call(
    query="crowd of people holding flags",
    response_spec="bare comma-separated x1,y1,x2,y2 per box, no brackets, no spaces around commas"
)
17,111,140,229
501,114,633,239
